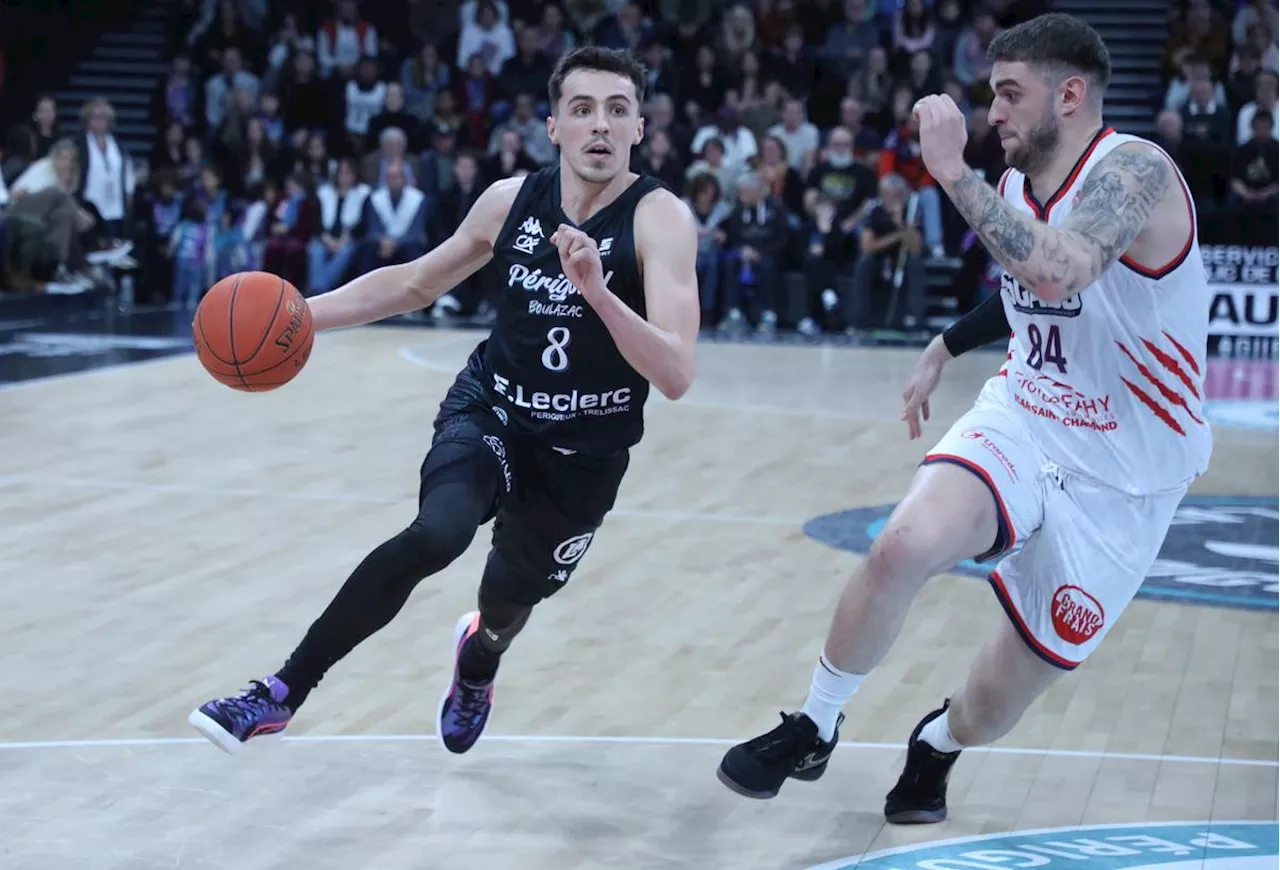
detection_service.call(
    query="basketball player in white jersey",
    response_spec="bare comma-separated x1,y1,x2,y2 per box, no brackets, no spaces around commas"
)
718,13,1213,822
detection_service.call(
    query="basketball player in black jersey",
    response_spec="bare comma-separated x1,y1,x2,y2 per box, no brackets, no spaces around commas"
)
189,47,700,755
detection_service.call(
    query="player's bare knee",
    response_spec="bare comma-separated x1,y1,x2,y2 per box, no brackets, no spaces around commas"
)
864,518,963,593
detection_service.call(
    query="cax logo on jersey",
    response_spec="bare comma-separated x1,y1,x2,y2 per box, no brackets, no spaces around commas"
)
803,496,1278,612
1002,272,1083,317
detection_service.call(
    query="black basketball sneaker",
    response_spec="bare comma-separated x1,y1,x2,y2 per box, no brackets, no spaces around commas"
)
884,701,962,824
717,711,844,799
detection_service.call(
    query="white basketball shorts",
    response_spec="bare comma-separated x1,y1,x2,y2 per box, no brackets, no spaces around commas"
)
923,377,1186,669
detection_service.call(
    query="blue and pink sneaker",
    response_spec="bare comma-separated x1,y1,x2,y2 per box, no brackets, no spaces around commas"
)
437,611,495,754
189,675,293,754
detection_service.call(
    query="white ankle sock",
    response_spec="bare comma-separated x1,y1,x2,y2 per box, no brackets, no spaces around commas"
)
799,654,863,742
917,709,964,753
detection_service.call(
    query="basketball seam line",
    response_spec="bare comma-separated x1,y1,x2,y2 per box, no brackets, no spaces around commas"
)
244,274,287,364
227,272,249,391
235,306,313,379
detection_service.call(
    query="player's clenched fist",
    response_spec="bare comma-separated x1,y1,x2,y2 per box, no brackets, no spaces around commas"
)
551,224,605,300
912,94,970,185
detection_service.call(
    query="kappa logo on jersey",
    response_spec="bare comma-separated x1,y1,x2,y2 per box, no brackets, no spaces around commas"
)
553,533,594,565
801,821,1279,870
803,496,1278,611
1002,272,1082,317
513,216,543,254
507,263,616,318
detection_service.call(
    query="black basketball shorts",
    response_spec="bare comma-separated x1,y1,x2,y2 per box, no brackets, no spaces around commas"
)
421,391,630,600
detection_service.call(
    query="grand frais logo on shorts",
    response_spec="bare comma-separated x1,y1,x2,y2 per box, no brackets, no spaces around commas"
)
1051,585,1105,643
802,496,1278,612
802,821,1279,870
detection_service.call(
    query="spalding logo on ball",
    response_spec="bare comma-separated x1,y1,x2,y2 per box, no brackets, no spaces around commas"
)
192,271,315,392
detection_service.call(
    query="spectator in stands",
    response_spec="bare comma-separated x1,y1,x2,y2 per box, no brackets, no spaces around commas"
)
430,150,486,316
457,0,515,76
256,91,285,147
825,0,882,75
354,160,427,275
952,7,1000,87
1179,79,1232,203
904,50,946,102
685,137,740,206
1164,0,1231,81
496,28,555,121
261,171,316,289
170,195,210,308
852,173,925,331
401,43,451,123
963,100,1005,184
642,94,691,163
479,128,540,182
932,0,966,75
196,0,266,76
7,138,97,287
318,0,380,81
1237,71,1279,143
233,117,281,196
280,51,333,152
342,57,388,153
488,93,556,166
455,53,499,147
205,47,261,132
530,4,577,58
156,54,202,132
879,110,945,256
806,126,879,219
1164,54,1227,112
1230,108,1278,209
757,134,806,216
834,97,887,159
691,105,758,176
308,156,370,296
295,133,336,185
639,39,676,102
137,168,184,300
767,98,820,173
682,44,729,126
597,2,650,52
25,94,60,163
848,46,894,133
633,128,684,193
1236,21,1278,75
178,135,207,192
796,191,862,336
686,171,732,320
893,0,936,71
717,171,787,335
1231,0,1279,51
362,126,422,189
367,82,424,153
1226,45,1264,115
717,4,758,67
77,99,136,246
770,25,818,103
263,14,316,93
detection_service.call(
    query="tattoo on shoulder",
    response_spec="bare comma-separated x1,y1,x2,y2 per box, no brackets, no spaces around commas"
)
1062,146,1172,275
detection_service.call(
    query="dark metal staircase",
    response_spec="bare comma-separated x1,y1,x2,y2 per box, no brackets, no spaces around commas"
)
54,0,175,157
1052,0,1171,138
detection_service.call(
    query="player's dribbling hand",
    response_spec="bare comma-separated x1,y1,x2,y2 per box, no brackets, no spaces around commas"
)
912,94,969,186
551,224,605,300
900,336,951,440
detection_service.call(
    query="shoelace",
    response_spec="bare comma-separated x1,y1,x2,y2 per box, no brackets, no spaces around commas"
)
450,681,492,729
219,682,279,726
745,712,812,762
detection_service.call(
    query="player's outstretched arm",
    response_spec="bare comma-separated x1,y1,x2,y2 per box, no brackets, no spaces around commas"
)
307,177,524,332
552,189,700,400
941,142,1172,303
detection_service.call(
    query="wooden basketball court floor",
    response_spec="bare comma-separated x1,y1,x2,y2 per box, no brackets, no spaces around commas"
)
0,324,1275,870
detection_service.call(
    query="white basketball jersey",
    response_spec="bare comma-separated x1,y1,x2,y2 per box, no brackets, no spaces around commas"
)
994,128,1213,495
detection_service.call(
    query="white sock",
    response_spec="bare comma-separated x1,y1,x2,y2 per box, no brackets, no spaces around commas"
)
799,654,863,742
917,709,964,753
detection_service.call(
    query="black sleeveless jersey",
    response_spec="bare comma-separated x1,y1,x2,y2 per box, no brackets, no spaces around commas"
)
455,166,663,454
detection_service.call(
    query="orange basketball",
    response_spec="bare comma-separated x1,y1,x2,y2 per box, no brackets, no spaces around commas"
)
192,271,314,392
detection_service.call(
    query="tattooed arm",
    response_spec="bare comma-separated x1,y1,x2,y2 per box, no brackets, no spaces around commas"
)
939,142,1174,303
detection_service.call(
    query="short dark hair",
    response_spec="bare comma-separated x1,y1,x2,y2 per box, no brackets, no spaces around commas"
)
1253,109,1274,128
548,46,646,110
987,13,1111,96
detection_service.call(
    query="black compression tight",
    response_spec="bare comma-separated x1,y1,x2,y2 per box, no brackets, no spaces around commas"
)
275,477,492,709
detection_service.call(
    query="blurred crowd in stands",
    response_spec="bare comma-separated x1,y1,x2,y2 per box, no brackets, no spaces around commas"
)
0,0,1274,338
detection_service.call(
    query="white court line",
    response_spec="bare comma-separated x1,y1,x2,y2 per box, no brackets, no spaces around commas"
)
0,473,806,527
0,733,1273,767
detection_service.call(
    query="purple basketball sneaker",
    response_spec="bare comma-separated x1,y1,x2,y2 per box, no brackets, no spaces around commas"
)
437,611,495,754
189,675,293,754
